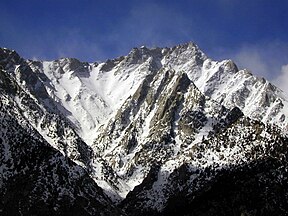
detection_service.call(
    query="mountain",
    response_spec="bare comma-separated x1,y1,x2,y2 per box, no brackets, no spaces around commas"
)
0,43,288,215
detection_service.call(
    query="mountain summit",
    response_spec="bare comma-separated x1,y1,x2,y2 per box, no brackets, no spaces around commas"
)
1,43,288,215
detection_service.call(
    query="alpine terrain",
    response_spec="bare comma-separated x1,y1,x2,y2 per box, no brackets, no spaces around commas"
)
1,42,288,215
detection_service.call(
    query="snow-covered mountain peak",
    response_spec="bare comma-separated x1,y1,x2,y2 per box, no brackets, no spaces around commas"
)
162,42,207,64
2,44,288,141
1,43,288,215
2,43,288,145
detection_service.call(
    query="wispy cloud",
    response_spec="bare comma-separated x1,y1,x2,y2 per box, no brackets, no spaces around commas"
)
212,41,288,95
213,41,288,81
53,28,106,62
107,3,194,54
2,0,288,97
232,46,271,78
273,64,288,96
0,2,196,61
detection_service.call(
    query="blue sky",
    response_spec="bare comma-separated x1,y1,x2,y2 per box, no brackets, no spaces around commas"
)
1,0,288,92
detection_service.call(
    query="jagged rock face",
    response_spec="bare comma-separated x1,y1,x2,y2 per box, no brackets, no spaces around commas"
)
0,87,122,215
0,43,288,215
0,52,124,214
120,117,288,215
93,67,246,196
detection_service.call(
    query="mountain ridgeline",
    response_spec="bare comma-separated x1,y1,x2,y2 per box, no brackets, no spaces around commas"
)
1,43,288,215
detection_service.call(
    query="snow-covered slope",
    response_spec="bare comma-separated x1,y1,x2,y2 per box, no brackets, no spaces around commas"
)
0,67,123,215
24,43,288,148
28,49,162,145
0,48,128,202
160,43,288,130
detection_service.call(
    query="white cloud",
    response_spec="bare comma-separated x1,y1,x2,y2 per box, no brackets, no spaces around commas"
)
32,56,39,61
213,41,288,83
273,64,288,96
233,48,270,78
